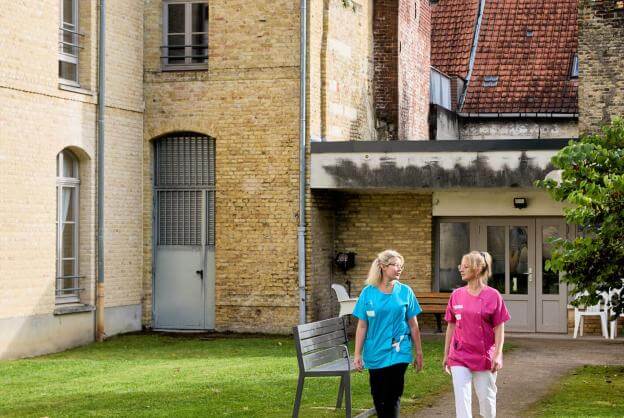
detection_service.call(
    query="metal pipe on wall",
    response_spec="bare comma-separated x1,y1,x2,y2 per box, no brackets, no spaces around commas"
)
95,0,106,342
298,0,308,325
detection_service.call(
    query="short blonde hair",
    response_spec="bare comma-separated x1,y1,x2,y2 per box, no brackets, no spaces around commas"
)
365,250,404,286
461,251,492,284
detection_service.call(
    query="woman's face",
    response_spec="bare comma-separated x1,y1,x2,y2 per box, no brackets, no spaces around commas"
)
381,257,403,280
458,257,477,282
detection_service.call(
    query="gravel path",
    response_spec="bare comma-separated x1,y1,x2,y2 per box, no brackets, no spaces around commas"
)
411,336,624,417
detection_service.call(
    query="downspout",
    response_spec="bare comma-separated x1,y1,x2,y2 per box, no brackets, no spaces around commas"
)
95,0,106,342
458,0,486,111
298,0,308,325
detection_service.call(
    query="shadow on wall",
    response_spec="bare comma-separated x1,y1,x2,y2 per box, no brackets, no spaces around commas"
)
323,152,554,188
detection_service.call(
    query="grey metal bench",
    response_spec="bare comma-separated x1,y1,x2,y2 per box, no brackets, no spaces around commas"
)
292,316,354,418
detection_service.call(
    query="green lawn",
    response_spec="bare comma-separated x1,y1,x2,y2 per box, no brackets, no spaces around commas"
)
0,333,451,417
528,365,624,417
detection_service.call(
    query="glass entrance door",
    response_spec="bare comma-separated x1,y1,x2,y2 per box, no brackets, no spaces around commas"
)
478,219,536,332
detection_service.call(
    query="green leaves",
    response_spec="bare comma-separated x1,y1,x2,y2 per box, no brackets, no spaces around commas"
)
536,118,624,317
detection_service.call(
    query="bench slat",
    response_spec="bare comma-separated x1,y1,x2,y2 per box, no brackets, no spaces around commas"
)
297,317,344,339
300,330,346,354
303,346,347,370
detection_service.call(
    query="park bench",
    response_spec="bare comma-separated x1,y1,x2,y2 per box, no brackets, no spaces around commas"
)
292,316,354,418
417,292,451,333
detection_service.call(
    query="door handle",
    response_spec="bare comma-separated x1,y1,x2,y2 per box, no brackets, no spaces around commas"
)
196,269,204,280
528,267,533,282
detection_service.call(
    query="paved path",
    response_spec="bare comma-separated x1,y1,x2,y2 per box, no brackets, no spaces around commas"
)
411,337,624,417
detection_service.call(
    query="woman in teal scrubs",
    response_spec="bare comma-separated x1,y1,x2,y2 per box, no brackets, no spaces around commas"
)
353,249,424,418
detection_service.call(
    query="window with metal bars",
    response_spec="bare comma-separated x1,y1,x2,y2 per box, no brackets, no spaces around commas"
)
161,1,209,70
56,149,82,303
59,0,82,85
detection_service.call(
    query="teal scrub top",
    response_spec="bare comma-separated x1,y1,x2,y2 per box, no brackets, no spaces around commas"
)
353,281,422,370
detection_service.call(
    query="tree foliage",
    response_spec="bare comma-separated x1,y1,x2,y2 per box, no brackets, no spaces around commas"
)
537,118,624,317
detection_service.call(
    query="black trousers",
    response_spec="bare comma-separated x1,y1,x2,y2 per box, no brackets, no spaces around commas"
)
368,362,409,418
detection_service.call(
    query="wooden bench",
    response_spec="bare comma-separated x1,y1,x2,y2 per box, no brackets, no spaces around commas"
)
292,317,354,418
417,292,451,333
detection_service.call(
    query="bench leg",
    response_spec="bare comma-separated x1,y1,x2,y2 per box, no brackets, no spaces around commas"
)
336,375,345,409
345,373,352,418
292,374,305,418
435,313,442,333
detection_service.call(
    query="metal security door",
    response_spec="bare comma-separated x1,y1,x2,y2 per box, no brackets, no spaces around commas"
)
478,219,536,332
153,134,215,330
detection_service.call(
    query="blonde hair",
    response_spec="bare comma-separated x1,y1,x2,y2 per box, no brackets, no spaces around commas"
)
365,250,404,286
461,251,492,284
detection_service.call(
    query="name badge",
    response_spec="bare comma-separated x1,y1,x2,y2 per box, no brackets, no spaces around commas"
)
366,310,375,317
455,314,462,320
453,305,463,309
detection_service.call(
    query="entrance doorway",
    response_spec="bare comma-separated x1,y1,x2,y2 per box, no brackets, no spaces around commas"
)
153,133,215,330
436,217,568,333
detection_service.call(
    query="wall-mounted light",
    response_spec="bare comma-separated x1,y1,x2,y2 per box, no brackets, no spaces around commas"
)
335,252,356,273
513,197,528,209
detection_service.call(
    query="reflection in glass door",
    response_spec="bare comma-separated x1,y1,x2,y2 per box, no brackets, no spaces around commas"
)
536,219,567,332
479,220,536,332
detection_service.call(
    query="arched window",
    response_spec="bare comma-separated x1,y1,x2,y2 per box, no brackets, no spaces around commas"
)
56,149,80,303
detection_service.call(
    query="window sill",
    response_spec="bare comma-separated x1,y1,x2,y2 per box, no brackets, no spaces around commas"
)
58,83,95,96
54,304,95,315
161,65,208,72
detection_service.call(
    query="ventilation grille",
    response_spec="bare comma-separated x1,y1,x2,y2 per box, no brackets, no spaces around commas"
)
156,134,215,187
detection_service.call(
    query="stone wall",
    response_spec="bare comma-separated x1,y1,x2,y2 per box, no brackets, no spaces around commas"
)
578,0,624,133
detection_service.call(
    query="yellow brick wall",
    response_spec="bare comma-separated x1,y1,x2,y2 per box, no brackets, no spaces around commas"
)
0,0,144,319
143,0,301,332
334,193,433,296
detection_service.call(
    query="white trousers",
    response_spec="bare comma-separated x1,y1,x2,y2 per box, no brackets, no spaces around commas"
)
451,366,497,418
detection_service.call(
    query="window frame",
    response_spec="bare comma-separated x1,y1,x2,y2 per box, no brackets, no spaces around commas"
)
59,0,81,86
570,53,579,79
56,150,81,304
161,0,209,71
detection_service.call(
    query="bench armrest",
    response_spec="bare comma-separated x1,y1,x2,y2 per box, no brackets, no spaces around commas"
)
340,344,351,372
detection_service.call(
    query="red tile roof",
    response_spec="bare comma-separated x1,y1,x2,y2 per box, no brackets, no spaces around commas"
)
431,0,578,114
431,0,480,78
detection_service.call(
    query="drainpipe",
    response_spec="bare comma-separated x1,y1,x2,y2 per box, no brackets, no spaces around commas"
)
458,0,486,111
95,0,106,342
298,0,308,325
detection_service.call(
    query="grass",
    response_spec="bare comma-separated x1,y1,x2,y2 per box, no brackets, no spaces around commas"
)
0,333,452,417
527,365,624,417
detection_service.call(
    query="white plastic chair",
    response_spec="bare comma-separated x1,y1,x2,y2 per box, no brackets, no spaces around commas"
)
573,292,609,339
607,286,624,339
331,284,357,317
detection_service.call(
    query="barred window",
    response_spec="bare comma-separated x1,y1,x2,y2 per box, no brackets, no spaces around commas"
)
59,0,81,84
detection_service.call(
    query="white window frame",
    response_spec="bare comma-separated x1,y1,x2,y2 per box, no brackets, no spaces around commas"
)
56,150,81,304
571,53,579,78
162,0,209,71
59,0,80,86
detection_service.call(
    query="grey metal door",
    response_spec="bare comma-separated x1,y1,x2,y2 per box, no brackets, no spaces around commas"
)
153,134,215,330
535,218,567,333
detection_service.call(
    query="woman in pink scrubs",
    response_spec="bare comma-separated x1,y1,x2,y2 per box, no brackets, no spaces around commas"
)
443,251,510,418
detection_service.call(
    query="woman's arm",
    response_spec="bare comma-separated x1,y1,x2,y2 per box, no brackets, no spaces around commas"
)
443,322,455,373
408,316,423,371
354,319,368,371
491,322,505,372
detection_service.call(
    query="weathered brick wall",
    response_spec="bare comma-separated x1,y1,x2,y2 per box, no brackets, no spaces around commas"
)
373,0,399,140
143,0,301,333
578,0,624,133
308,0,375,141
398,0,431,140
0,0,144,320
333,193,433,298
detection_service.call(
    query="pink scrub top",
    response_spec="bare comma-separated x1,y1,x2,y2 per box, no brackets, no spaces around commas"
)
445,286,510,371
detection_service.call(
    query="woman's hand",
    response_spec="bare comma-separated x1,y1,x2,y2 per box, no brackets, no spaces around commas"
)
354,355,364,371
414,351,423,372
442,356,451,375
491,352,503,372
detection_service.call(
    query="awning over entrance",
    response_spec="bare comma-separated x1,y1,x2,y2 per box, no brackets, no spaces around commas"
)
311,139,571,190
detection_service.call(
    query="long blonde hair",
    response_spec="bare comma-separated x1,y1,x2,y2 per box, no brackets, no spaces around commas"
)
461,251,492,284
366,250,404,286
